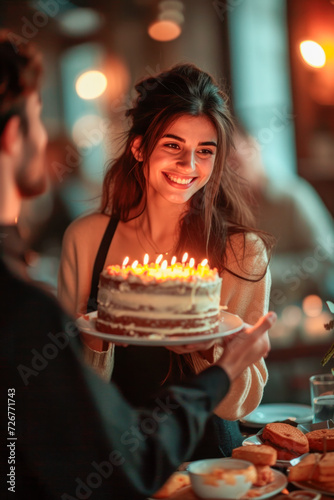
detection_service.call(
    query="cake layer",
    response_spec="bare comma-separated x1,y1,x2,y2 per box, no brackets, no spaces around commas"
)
98,275,221,314
96,316,219,337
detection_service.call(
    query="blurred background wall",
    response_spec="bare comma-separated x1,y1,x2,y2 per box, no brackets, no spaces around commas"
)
1,0,334,405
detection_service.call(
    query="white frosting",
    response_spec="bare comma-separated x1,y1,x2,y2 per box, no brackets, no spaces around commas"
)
96,318,219,336
98,306,218,319
98,288,218,313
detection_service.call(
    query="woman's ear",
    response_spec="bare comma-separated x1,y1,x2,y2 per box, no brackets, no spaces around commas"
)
131,136,143,162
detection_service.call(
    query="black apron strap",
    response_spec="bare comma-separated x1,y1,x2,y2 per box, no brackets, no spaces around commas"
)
87,216,119,313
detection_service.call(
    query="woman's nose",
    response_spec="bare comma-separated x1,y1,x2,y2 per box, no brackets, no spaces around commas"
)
177,149,196,171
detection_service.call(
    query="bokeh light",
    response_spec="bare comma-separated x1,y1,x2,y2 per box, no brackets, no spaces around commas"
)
304,312,332,339
76,71,107,100
302,295,323,317
72,114,105,149
148,20,181,41
300,40,326,68
281,305,303,327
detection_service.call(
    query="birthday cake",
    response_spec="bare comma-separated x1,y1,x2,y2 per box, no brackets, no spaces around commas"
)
96,257,222,338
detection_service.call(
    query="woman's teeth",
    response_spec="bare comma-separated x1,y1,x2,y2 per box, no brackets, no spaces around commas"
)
166,174,194,185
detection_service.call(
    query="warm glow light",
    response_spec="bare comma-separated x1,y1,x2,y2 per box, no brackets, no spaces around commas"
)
72,114,104,148
122,256,129,267
200,259,208,266
300,40,326,68
182,252,188,263
304,313,332,338
76,70,107,100
144,254,149,265
302,295,323,317
156,254,163,264
106,255,216,281
281,305,303,327
148,20,181,42
171,256,176,265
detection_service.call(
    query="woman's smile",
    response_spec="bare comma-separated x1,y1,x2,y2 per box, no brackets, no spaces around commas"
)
162,171,197,188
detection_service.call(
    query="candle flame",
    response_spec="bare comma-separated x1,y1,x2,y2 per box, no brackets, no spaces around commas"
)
122,256,129,267
108,255,217,281
182,252,188,263
201,259,208,266
156,254,163,264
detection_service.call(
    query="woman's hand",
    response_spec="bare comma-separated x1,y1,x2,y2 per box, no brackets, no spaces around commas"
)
216,312,276,381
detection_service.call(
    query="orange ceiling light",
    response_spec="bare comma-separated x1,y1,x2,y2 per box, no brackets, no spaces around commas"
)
300,40,326,68
148,1,184,42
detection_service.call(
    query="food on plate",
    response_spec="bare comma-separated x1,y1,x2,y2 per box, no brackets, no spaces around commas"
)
201,464,257,486
287,453,321,481
188,458,256,499
152,472,190,498
305,428,334,452
232,444,277,466
261,422,309,460
232,445,276,486
96,260,222,337
288,451,334,490
252,465,275,487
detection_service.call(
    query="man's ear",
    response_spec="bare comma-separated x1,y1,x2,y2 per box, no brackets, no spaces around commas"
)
0,116,23,155
131,136,143,162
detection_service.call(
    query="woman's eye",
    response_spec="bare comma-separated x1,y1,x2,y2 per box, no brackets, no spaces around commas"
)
164,143,180,150
198,149,214,156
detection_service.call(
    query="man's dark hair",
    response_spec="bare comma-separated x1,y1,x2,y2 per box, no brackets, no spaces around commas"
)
0,30,42,137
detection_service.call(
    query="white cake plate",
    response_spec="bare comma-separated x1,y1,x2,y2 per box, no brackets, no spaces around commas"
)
76,309,244,346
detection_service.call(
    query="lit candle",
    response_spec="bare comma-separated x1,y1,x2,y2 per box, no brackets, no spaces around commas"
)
144,253,149,266
132,260,138,270
161,259,168,270
189,257,195,268
200,258,208,267
122,256,129,268
156,254,163,264
171,256,176,267
182,252,188,265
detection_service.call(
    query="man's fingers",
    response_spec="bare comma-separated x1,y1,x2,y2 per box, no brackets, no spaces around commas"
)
245,311,277,336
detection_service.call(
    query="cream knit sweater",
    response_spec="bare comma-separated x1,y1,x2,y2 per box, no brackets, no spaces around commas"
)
58,213,271,421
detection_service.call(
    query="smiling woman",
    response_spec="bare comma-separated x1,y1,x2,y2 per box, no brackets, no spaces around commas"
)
58,63,275,459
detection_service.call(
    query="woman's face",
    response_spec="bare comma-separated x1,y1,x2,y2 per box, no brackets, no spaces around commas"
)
145,114,217,206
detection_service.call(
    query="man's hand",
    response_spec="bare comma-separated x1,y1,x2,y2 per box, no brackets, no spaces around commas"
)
216,312,276,382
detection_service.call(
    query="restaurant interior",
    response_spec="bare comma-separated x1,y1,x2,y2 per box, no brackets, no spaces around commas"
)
1,0,334,407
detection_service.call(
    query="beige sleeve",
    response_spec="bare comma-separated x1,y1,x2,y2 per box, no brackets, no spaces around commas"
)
189,233,271,420
57,217,114,382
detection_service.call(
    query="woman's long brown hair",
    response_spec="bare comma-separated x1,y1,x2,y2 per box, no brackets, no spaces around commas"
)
101,63,275,279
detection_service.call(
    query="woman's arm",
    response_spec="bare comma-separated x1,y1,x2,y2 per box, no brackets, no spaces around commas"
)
189,233,271,420
58,214,114,379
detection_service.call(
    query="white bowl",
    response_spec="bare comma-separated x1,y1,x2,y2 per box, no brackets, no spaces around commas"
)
188,458,256,499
